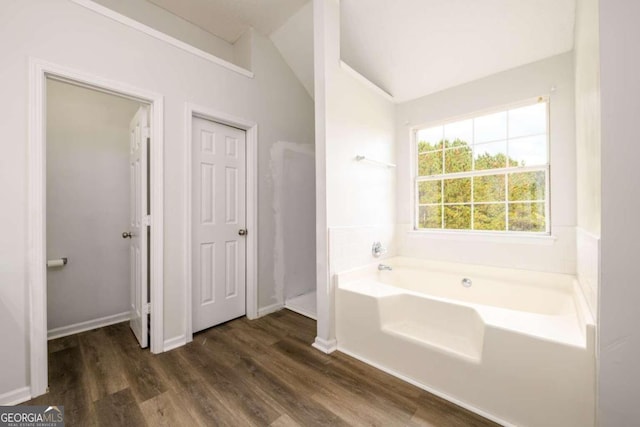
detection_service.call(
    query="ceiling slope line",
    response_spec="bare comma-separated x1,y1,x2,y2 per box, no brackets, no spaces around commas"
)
70,0,254,78
340,60,394,102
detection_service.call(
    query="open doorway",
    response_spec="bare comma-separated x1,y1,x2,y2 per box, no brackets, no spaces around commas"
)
28,59,164,399
271,141,317,319
46,79,148,346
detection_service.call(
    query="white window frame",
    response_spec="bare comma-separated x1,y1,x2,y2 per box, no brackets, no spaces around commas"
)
411,96,551,235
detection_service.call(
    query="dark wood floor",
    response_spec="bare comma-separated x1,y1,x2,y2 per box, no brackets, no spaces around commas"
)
23,310,498,426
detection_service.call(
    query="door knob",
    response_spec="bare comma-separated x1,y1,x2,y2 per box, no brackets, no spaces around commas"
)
122,231,133,239
238,229,247,236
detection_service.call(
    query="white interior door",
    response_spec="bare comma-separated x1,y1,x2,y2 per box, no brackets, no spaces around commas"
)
192,117,246,332
127,106,149,348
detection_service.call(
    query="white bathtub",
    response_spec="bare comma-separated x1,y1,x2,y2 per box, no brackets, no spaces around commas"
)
335,257,595,427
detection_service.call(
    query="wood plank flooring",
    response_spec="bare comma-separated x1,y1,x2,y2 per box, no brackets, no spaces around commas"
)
23,310,499,427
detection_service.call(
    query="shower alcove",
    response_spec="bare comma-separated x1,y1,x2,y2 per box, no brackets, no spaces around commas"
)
272,141,317,320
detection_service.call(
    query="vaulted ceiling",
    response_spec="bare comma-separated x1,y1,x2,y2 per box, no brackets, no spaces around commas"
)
147,0,309,43
144,0,576,103
270,2,315,98
340,0,576,102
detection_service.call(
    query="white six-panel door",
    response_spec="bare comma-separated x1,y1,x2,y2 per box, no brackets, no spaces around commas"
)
192,117,247,332
128,106,149,348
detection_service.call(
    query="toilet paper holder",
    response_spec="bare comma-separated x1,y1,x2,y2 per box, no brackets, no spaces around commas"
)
47,257,68,268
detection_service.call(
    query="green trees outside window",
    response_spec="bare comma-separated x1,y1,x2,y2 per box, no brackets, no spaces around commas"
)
415,101,548,233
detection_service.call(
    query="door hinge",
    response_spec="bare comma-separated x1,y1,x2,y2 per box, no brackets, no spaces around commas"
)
143,215,152,226
144,302,151,315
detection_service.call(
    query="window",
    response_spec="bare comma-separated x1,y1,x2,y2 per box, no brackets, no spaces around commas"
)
414,98,549,233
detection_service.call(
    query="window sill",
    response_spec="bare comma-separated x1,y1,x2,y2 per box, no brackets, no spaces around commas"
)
406,229,557,245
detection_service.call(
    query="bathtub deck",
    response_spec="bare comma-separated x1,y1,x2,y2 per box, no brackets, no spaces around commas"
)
383,320,483,362
335,259,596,427
23,310,498,426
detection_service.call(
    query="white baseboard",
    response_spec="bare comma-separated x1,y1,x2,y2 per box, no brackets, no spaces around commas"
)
257,302,283,318
163,335,187,352
284,304,317,320
0,386,31,406
337,346,514,427
47,311,131,340
312,337,337,354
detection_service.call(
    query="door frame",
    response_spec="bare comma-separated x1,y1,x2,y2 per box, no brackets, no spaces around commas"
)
184,103,258,342
27,58,165,398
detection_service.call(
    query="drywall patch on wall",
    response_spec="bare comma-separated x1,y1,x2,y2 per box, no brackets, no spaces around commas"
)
0,0,313,396
271,141,316,304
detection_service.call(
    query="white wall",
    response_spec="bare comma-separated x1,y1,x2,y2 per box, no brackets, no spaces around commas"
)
0,0,313,398
314,0,396,348
92,0,238,66
395,53,577,274
326,64,395,228
270,1,315,99
574,0,601,321
574,0,601,237
598,0,640,424
46,80,139,331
